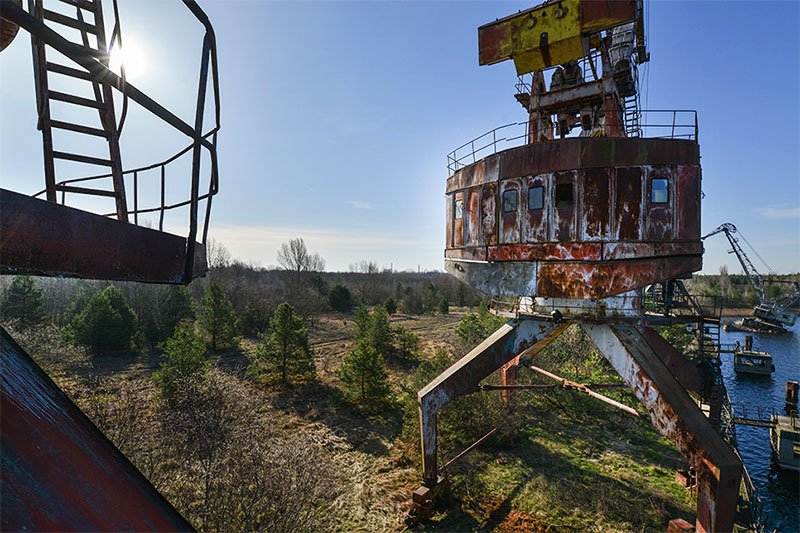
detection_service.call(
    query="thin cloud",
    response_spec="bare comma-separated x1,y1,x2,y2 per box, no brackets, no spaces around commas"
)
348,200,374,210
756,206,800,219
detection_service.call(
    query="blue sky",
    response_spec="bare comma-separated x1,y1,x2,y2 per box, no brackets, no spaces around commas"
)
1,0,798,274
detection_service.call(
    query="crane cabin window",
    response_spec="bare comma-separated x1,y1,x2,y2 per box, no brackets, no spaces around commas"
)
555,183,574,208
454,198,464,220
651,178,669,204
502,189,518,213
528,186,544,210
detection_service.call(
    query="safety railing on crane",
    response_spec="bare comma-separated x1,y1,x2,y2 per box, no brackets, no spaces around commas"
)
446,109,698,174
8,0,220,281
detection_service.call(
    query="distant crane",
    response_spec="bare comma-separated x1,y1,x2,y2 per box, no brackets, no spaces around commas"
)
703,223,800,332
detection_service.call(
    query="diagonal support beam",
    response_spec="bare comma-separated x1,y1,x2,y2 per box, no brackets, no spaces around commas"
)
417,318,568,482
581,323,741,533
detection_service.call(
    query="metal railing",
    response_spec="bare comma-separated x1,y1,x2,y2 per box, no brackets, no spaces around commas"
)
446,109,698,174
35,131,218,240
447,121,529,174
14,0,220,280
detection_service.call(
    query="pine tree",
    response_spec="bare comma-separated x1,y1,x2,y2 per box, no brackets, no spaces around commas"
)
340,341,390,406
383,297,397,315
199,282,238,352
153,320,209,401
366,305,393,356
238,301,270,338
158,285,195,340
327,283,352,312
248,302,315,384
70,285,137,351
1,276,46,328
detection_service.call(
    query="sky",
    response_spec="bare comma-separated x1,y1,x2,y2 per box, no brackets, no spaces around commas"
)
1,0,798,274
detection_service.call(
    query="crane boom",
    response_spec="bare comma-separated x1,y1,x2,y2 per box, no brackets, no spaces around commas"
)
703,223,799,329
702,223,765,302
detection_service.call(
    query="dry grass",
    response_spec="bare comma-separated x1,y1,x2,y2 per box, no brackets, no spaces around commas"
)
17,311,696,532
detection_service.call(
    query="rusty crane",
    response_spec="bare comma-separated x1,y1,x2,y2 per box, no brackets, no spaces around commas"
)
409,2,753,531
0,0,219,529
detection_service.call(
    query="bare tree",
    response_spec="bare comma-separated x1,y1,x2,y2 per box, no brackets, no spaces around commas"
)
206,238,232,270
277,238,325,296
349,260,382,305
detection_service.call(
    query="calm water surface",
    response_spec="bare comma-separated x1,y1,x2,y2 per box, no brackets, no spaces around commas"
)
719,321,799,532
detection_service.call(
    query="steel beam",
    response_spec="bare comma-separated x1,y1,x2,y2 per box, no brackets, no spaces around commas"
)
581,323,742,533
417,318,568,482
0,188,206,283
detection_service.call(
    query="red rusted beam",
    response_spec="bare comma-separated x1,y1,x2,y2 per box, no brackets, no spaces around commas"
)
526,364,642,417
0,188,206,284
0,326,192,531
417,319,568,482
582,323,742,533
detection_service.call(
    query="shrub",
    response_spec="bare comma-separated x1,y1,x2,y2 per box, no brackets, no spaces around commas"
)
383,297,397,315
327,283,353,312
70,285,137,351
1,276,46,329
455,303,505,351
153,320,209,401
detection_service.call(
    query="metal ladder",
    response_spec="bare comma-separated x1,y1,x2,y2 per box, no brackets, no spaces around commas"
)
622,93,640,137
30,0,128,221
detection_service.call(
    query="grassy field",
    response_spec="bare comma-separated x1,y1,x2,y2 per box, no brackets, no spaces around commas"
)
20,309,696,531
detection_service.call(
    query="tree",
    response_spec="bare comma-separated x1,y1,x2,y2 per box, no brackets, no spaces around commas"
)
248,302,315,384
383,297,397,315
366,305,393,356
277,238,325,294
206,238,232,269
327,283,353,312
1,276,46,328
199,282,238,352
437,296,450,315
157,285,195,341
339,342,390,406
153,320,209,401
70,285,137,351
349,260,381,304
455,303,504,350
238,301,270,338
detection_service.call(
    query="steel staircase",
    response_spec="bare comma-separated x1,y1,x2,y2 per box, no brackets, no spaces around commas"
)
30,0,128,220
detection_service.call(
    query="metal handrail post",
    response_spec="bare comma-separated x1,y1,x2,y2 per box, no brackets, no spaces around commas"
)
184,34,210,282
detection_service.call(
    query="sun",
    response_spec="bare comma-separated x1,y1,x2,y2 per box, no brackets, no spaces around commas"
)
108,37,147,81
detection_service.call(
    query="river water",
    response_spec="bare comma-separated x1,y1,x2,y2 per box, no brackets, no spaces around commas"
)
719,321,799,531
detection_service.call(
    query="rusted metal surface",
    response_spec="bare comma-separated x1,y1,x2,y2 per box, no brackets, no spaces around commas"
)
0,1,22,52
526,364,641,417
0,188,207,283
446,138,699,192
519,290,644,319
3,0,220,282
477,0,636,74
536,257,700,299
582,323,742,533
639,326,703,396
0,326,192,531
446,256,701,299
417,319,568,481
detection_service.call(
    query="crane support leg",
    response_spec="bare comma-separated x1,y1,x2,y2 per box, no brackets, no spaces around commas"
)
408,318,568,525
581,324,742,533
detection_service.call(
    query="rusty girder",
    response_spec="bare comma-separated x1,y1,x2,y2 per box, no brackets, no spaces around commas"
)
413,319,741,532
581,323,741,533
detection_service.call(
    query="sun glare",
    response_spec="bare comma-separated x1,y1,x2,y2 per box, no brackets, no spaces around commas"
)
108,38,147,81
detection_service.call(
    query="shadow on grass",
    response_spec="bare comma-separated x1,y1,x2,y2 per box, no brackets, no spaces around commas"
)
431,405,695,531
266,380,405,457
